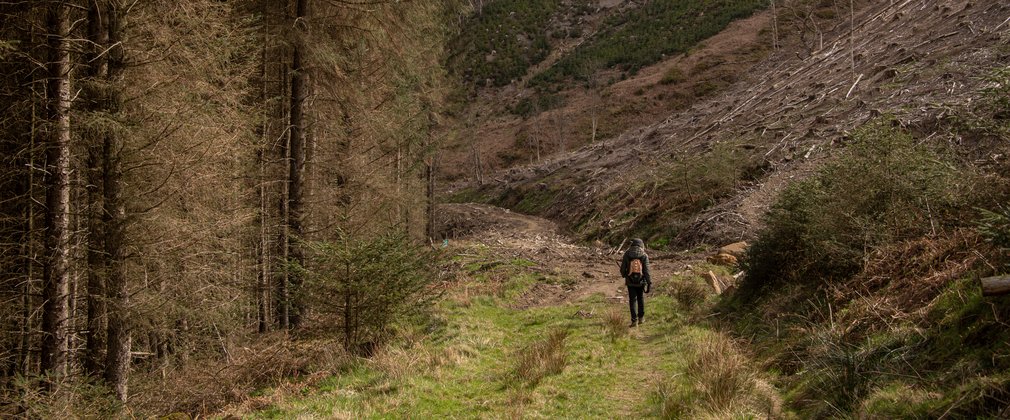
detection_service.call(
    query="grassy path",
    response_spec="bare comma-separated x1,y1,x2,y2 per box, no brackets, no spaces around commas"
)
231,205,780,418
241,291,700,419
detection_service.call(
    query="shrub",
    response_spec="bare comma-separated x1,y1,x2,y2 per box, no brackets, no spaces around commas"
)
4,376,119,419
661,141,766,214
297,232,445,352
691,80,723,97
659,67,686,85
509,93,564,118
742,120,971,296
130,333,350,416
977,205,1010,262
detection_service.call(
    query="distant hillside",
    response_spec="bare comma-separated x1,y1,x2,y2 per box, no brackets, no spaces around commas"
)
532,0,765,86
452,0,1006,248
447,0,595,89
440,0,773,181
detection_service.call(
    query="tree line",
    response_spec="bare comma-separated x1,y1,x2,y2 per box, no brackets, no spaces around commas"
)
0,0,457,413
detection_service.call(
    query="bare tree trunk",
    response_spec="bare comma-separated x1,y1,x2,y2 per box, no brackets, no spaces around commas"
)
263,1,291,331
471,142,483,186
84,164,106,375
21,57,41,377
40,0,72,379
276,128,289,329
771,0,779,50
271,10,291,329
849,0,855,73
395,142,403,226
102,0,131,402
556,113,565,154
425,111,436,241
286,0,309,329
257,146,270,333
256,17,272,334
83,0,110,378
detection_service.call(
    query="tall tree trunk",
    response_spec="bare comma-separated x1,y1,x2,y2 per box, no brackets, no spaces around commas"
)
425,111,437,241
425,154,435,241
258,147,270,333
83,0,109,377
265,0,290,330
40,0,72,379
20,56,41,377
84,153,106,376
256,15,272,334
102,0,130,402
287,0,309,328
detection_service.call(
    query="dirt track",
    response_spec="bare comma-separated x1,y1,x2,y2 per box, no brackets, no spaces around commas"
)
436,203,682,307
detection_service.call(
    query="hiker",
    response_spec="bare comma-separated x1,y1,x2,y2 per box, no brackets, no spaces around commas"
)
620,238,651,327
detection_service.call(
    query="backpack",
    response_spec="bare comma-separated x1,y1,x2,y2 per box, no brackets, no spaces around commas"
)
628,258,644,286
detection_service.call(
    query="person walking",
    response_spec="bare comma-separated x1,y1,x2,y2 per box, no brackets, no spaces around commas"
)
620,238,651,327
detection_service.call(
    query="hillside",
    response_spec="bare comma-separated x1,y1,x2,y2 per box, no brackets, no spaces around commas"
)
456,0,1009,247
440,0,771,181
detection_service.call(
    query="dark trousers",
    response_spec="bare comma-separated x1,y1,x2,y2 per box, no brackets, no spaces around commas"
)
628,286,645,320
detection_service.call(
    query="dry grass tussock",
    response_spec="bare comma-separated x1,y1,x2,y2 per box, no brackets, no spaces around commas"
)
133,333,350,417
603,307,629,340
509,328,569,387
369,336,483,381
670,278,708,311
661,332,781,419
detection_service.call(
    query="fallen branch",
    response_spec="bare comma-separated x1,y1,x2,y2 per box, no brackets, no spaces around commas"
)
846,73,864,99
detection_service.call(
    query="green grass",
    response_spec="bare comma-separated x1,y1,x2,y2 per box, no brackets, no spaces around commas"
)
237,239,786,419
238,247,718,418
246,294,700,419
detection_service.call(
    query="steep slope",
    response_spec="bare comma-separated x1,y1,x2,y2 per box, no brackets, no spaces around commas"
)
441,0,771,182
455,0,1010,247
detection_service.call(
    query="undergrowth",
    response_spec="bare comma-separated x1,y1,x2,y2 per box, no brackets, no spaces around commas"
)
722,97,1010,416
742,119,975,296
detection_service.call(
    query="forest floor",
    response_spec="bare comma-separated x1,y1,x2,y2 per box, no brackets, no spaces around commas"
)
225,203,779,419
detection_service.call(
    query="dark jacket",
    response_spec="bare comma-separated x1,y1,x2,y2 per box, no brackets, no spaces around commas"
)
620,238,651,287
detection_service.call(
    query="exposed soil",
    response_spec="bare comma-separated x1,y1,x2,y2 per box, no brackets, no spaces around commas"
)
436,202,686,308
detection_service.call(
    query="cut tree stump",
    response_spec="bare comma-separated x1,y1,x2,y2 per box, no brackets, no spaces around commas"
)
980,275,1010,297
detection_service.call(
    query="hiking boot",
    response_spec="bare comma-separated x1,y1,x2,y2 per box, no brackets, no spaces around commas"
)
637,318,644,326
629,320,637,328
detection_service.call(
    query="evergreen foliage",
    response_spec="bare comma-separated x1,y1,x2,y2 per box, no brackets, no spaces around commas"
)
298,233,445,352
531,0,766,86
447,0,561,88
